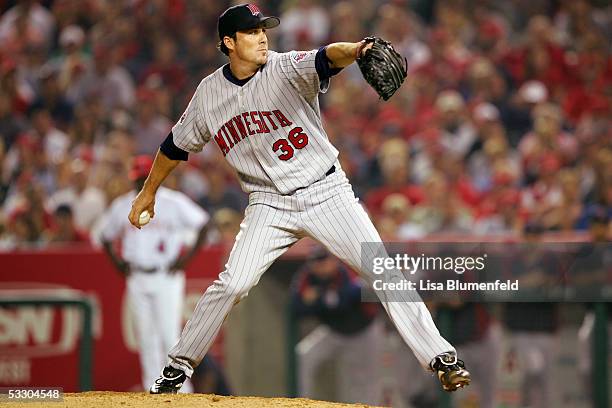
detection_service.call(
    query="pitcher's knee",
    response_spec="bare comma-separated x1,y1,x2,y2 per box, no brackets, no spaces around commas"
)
217,275,254,298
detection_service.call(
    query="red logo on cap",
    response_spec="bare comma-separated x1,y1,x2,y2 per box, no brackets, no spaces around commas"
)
246,4,261,15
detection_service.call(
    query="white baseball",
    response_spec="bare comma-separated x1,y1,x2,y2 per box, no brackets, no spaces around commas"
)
139,210,151,226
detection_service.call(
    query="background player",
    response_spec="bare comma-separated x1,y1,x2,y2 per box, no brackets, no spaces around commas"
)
128,4,470,395
291,246,384,404
99,155,209,391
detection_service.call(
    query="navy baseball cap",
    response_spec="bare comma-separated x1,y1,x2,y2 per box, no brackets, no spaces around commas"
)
218,4,280,40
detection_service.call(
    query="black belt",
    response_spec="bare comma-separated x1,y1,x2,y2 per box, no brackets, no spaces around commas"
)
294,165,336,194
134,265,161,273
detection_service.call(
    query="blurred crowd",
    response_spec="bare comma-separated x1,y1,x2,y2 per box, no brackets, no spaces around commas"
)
0,0,610,250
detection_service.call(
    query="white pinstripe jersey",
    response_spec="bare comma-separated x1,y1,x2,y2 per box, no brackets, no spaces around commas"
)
171,49,339,195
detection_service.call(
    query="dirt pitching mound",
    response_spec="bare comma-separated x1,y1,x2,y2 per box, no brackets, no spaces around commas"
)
3,392,384,407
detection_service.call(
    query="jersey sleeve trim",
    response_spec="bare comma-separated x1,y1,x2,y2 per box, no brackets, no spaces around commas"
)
160,131,189,161
315,46,343,81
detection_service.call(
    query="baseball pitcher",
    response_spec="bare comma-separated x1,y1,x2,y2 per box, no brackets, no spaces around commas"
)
128,4,471,395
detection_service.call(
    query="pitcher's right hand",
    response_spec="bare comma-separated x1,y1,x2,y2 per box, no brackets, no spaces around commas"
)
129,190,155,229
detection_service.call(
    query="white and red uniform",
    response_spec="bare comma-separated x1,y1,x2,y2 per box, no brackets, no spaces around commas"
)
99,187,208,389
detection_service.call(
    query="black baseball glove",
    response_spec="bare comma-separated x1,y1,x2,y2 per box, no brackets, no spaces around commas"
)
356,37,407,101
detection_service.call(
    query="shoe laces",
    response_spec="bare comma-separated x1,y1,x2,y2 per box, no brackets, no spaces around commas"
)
156,367,183,383
434,354,466,372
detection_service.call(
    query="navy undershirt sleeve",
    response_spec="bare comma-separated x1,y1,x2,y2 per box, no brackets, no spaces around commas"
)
315,46,343,81
159,132,189,161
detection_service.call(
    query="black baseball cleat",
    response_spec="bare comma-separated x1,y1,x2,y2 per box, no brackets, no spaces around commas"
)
430,352,471,392
149,365,187,394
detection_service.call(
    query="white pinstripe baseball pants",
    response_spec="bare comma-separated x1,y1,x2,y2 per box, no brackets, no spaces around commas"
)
167,166,455,377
